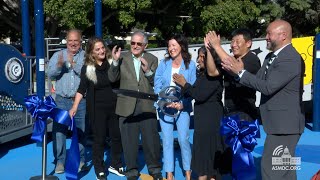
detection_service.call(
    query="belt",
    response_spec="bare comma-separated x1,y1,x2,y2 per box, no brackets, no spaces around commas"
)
57,95,75,101
67,97,75,101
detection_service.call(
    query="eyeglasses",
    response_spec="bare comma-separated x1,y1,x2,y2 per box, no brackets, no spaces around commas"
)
130,41,145,46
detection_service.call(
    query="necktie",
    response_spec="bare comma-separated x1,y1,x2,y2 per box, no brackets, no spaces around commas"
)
265,53,276,77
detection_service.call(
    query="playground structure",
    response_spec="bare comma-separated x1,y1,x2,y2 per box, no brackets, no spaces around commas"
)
0,44,33,144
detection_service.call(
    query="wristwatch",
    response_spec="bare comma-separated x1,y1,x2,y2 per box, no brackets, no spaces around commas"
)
237,69,245,76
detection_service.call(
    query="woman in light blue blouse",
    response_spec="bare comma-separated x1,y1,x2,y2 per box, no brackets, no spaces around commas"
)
154,34,196,180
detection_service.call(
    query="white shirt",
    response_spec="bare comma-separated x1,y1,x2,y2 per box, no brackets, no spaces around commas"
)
170,66,180,86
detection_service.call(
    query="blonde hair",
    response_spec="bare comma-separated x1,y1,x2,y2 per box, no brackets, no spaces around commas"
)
84,37,111,66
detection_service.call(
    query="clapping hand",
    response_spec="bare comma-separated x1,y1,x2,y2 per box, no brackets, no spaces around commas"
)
57,52,64,67
112,45,121,61
140,57,150,73
173,73,186,87
67,52,75,68
206,31,221,49
221,56,244,75
204,37,210,50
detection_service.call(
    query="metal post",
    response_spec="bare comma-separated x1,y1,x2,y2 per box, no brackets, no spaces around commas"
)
34,0,45,98
30,0,58,179
21,0,31,56
29,118,58,180
313,33,320,131
94,0,102,38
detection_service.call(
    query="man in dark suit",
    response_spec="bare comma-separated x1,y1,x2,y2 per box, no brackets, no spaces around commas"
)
108,31,162,180
210,20,305,180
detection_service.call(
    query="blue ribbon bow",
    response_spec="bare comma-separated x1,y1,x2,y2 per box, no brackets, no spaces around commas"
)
220,115,259,180
24,95,80,180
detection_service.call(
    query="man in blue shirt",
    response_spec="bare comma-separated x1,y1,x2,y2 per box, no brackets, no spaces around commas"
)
47,29,86,174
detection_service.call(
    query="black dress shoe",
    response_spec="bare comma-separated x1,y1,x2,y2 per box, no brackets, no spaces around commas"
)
152,173,163,180
96,172,107,180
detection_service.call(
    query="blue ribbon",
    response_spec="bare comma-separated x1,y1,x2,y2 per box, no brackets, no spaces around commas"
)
65,120,80,180
24,95,80,180
220,115,259,180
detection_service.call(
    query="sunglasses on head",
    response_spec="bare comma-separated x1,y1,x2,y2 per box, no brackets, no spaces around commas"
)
130,41,145,46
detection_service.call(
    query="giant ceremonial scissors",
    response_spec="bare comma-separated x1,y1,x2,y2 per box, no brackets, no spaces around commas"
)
113,86,182,117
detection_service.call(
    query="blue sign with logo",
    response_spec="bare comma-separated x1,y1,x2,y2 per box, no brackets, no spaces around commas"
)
0,44,31,136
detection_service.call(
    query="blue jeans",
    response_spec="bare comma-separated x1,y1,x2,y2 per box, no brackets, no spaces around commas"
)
52,95,86,165
158,111,191,172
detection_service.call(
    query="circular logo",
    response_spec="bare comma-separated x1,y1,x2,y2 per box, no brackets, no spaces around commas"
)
4,57,24,83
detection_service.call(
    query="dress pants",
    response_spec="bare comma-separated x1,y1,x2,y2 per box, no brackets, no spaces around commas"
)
225,109,255,121
92,105,123,175
52,95,86,165
158,111,191,172
261,134,301,180
119,111,161,178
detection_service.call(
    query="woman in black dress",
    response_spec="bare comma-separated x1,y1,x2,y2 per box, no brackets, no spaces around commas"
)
69,37,124,180
173,45,224,180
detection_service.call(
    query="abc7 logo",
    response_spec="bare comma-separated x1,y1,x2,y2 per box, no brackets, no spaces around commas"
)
4,57,24,83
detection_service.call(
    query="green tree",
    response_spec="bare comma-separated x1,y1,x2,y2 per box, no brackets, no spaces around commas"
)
44,0,93,37
200,0,261,38
0,0,22,41
103,0,152,28
306,0,320,34
1,0,319,44
277,0,318,36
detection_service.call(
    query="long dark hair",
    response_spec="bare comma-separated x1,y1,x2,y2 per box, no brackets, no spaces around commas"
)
197,46,207,75
197,46,220,76
84,37,111,66
165,34,191,69
197,46,207,65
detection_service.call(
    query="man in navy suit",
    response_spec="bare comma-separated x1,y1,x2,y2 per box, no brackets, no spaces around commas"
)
208,19,305,180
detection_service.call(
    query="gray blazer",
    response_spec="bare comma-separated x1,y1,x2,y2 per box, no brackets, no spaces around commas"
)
108,51,158,117
240,44,305,134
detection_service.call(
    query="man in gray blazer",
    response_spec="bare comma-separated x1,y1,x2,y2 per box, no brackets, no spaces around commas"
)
209,20,305,180
108,31,162,180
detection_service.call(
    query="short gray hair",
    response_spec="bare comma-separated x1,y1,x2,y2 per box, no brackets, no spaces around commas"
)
131,31,148,44
66,29,82,40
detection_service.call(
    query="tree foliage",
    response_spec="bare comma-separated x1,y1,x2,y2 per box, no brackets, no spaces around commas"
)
0,0,319,43
201,0,261,37
44,0,93,37
103,0,151,28
277,0,318,35
0,0,22,40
